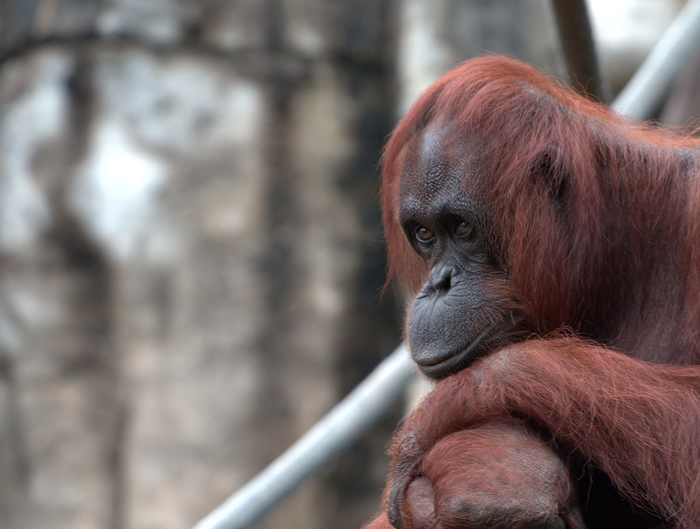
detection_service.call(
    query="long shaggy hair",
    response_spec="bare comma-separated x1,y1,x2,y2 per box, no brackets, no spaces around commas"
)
380,55,700,364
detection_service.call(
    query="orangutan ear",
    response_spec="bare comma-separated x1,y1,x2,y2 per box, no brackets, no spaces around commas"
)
531,145,569,213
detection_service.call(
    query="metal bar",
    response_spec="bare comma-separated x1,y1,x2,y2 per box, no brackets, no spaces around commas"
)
612,0,700,119
191,344,416,529
550,0,605,100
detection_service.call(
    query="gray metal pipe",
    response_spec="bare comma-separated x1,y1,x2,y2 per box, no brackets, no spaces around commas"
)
191,345,415,529
550,0,605,101
612,0,700,119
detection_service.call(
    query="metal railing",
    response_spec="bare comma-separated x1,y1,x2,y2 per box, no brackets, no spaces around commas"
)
193,345,414,529
192,1,700,528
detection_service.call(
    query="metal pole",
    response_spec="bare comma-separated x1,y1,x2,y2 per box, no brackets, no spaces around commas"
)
191,345,416,529
612,0,700,119
550,0,605,101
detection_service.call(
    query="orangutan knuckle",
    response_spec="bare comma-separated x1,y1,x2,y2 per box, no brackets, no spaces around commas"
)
397,432,420,459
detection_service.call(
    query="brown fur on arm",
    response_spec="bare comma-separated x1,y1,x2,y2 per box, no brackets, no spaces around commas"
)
388,338,700,528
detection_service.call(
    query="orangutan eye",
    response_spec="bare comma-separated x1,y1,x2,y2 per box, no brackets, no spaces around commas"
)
415,226,435,244
454,221,472,238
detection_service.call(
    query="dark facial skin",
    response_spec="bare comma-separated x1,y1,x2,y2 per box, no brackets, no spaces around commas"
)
400,126,518,379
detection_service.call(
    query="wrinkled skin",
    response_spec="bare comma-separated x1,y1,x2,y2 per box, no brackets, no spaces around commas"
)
400,125,522,379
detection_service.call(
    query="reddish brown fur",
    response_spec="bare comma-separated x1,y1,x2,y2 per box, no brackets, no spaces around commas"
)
403,421,582,529
368,56,700,528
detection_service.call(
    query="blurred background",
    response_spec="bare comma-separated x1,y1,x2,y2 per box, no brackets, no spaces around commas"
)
0,1,699,528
